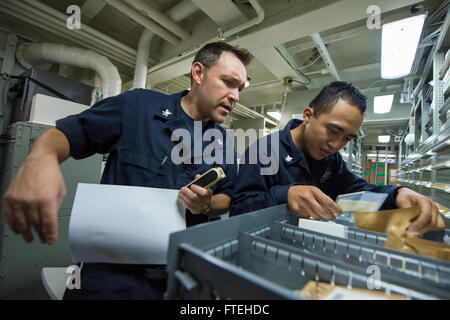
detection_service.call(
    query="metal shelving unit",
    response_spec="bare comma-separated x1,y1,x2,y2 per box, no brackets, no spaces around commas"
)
342,135,364,178
398,8,450,219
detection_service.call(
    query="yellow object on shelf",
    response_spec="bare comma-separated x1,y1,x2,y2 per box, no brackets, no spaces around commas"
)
432,184,450,192
431,161,450,170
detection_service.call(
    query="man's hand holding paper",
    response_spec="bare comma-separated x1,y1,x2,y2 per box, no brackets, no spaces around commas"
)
395,187,445,236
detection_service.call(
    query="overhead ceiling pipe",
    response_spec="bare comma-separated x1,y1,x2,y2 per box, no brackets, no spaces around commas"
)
148,0,265,75
103,0,180,45
133,0,199,89
1,0,139,68
19,42,122,98
134,29,154,89
222,0,264,38
124,0,191,41
310,32,341,81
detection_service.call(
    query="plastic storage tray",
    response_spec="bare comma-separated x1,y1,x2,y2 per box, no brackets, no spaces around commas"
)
165,205,450,300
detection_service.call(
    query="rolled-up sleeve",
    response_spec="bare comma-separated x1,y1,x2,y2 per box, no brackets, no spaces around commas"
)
55,93,125,159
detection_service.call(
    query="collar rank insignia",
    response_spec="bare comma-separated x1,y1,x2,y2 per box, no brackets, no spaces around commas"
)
162,109,172,117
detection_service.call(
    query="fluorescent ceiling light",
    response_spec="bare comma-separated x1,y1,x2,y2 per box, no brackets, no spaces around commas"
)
381,14,426,79
378,135,391,143
374,94,394,113
367,153,396,158
267,111,281,121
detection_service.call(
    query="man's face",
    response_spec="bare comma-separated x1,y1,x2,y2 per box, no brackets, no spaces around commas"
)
194,51,247,123
302,99,364,160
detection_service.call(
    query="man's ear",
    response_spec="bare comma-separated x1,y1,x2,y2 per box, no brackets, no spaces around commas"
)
191,62,205,86
303,107,314,123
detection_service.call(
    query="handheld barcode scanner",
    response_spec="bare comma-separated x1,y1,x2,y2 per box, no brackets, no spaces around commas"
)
184,167,226,189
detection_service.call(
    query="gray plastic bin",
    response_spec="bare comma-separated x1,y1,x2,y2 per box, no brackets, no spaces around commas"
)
166,205,450,300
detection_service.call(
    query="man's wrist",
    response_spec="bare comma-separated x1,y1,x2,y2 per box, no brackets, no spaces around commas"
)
201,200,212,215
26,151,59,166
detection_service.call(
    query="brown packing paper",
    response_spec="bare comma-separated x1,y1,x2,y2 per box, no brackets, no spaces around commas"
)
384,227,417,255
298,281,406,300
354,206,450,262
353,206,420,234
404,236,450,261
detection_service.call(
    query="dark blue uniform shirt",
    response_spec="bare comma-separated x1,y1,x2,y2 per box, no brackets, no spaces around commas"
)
56,88,238,227
57,89,239,299
230,119,403,216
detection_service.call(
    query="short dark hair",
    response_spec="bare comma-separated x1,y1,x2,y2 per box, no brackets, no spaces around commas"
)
190,42,252,82
309,81,367,116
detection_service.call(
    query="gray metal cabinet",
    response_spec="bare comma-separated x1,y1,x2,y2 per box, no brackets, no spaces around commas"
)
0,121,102,299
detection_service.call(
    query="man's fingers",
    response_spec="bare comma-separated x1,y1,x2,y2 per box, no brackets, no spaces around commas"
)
310,190,337,220
408,197,432,232
180,186,199,201
295,209,309,219
413,207,445,234
308,198,335,220
317,202,338,220
178,192,194,208
11,205,33,243
24,203,42,236
289,203,312,219
2,200,17,234
179,192,204,213
190,184,211,197
179,183,212,214
9,204,28,235
288,186,334,220
315,191,342,215
300,205,321,220
308,211,321,220
27,205,46,243
39,201,58,245
177,194,189,209
22,213,34,243
297,201,321,220
436,211,446,230
432,203,446,230
409,222,432,237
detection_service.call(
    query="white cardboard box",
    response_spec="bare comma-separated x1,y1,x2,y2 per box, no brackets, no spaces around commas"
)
30,94,90,126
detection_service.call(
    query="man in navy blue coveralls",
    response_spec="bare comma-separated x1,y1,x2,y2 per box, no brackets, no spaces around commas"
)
230,81,445,237
3,42,251,299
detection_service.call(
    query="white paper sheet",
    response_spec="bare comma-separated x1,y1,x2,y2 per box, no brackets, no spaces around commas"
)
68,183,186,265
298,219,348,239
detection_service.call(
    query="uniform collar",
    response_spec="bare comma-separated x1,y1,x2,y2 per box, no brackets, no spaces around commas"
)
280,119,334,174
154,90,220,133
280,119,306,165
153,90,189,131
153,90,188,120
